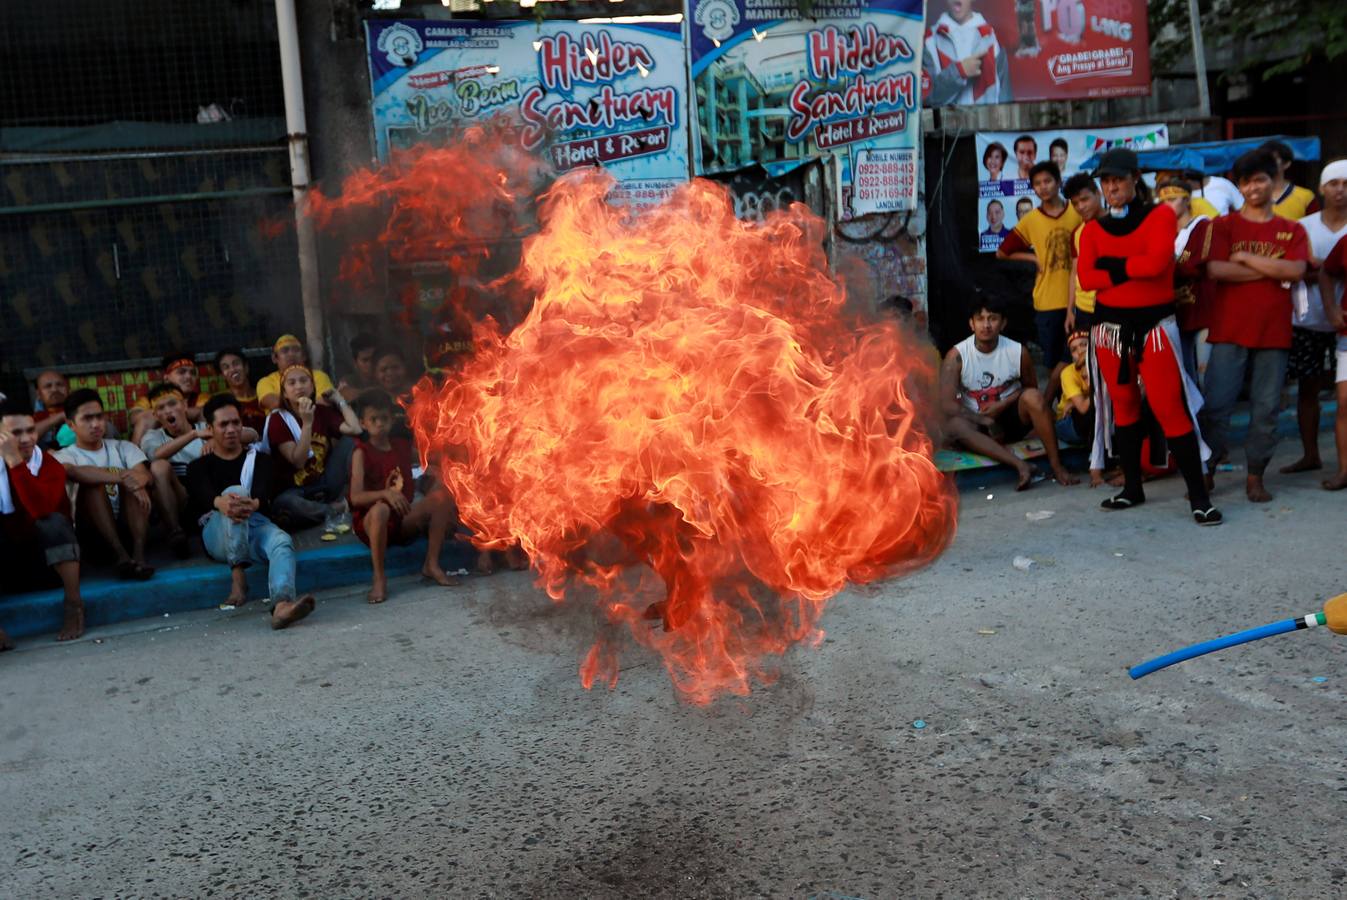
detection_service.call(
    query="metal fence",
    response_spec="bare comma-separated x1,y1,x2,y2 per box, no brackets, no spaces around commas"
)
0,0,303,400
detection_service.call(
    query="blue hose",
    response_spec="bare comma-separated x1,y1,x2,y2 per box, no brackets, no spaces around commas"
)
1129,618,1300,679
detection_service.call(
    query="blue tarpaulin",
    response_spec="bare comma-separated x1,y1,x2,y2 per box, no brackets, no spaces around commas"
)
1081,135,1322,175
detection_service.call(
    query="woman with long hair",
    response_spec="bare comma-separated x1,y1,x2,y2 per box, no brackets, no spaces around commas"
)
1076,149,1221,525
265,364,362,530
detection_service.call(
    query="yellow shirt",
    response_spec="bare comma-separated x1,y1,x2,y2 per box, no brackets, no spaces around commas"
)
1190,196,1220,220
1272,184,1315,221
1010,204,1083,311
1070,226,1096,314
256,368,335,402
1056,362,1089,420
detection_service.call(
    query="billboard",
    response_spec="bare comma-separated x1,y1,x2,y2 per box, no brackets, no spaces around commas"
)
974,123,1168,253
365,19,691,206
922,0,1151,107
686,0,925,217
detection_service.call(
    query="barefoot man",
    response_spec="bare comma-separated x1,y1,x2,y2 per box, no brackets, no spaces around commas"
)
187,395,315,629
941,294,1078,488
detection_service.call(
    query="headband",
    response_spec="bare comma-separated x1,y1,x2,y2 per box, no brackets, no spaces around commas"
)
273,333,302,351
1068,330,1090,345
164,357,195,374
1321,159,1347,188
279,364,312,384
153,388,185,403
1156,185,1190,201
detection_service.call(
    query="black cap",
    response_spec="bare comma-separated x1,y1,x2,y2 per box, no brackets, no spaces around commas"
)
1094,148,1139,177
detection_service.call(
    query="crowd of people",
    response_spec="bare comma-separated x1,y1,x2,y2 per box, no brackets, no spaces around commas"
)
0,333,523,649
948,141,1346,524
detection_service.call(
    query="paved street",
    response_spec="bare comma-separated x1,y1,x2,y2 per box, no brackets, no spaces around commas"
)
4,439,1347,898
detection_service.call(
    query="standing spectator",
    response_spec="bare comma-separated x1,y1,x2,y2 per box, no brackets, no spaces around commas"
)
54,389,156,579
1077,149,1219,525
1013,135,1037,181
130,353,207,444
1200,148,1309,503
997,161,1083,368
1064,172,1105,334
1282,161,1347,477
214,348,266,434
940,295,1077,489
266,365,362,529
1315,165,1347,491
1260,140,1319,221
1202,173,1244,216
31,370,70,448
0,401,85,643
188,395,315,629
922,0,1012,107
348,390,459,604
256,335,336,412
139,383,206,559
338,332,380,402
1158,178,1216,383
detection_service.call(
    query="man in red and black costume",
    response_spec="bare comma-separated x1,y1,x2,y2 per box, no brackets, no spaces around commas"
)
1076,149,1221,526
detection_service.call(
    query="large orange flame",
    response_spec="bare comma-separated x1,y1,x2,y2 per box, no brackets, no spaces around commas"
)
313,132,957,703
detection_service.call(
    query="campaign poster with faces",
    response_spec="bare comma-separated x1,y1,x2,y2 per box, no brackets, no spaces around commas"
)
974,123,1168,252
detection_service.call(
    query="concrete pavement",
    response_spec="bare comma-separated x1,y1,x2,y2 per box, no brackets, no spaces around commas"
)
3,435,1346,898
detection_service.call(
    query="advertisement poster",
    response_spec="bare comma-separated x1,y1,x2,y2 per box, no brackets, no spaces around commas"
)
974,123,1168,253
922,0,1151,107
685,0,925,218
365,19,690,206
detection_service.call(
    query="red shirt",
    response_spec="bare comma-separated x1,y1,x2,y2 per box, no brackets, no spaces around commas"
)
1,452,72,541
1175,217,1217,332
266,405,346,489
1077,204,1178,309
1206,213,1309,349
1320,233,1347,336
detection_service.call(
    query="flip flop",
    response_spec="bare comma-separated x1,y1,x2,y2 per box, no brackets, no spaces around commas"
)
1192,507,1223,526
1100,494,1145,511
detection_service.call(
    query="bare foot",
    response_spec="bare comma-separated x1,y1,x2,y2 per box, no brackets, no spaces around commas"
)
1052,466,1080,486
271,595,316,629
224,589,250,608
0,627,13,652
57,608,84,642
366,589,387,605
421,565,459,587
367,576,388,604
1280,457,1322,474
1014,462,1034,491
1322,472,1347,491
475,550,496,576
1246,475,1273,503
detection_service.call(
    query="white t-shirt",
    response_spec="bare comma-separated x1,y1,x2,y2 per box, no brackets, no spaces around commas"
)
1201,176,1244,216
1295,212,1347,331
140,424,206,477
55,439,148,515
956,335,1023,413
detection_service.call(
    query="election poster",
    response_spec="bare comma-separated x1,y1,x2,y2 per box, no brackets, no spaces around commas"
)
974,123,1168,253
685,0,925,218
365,19,690,206
922,0,1152,107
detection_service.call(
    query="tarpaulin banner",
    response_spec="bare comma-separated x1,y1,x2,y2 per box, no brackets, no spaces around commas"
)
974,123,1168,252
365,19,690,206
685,0,924,218
923,0,1151,107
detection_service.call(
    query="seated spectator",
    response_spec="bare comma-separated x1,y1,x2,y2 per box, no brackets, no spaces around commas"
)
265,365,362,529
256,334,335,411
1054,331,1104,483
188,395,315,629
348,390,459,603
0,401,85,643
214,348,266,434
338,332,380,402
130,353,207,444
940,296,1078,489
53,389,155,580
373,345,415,398
31,369,71,449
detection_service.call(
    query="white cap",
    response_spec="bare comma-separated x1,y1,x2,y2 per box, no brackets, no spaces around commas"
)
1320,159,1347,187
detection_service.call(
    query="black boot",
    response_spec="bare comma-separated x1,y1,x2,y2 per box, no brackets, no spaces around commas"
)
1170,431,1222,525
1101,422,1145,509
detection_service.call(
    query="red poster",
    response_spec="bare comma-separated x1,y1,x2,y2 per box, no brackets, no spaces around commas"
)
921,0,1150,106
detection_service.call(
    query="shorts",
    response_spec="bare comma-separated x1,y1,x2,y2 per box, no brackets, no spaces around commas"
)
1338,334,1347,384
979,404,1031,444
353,507,417,548
1287,326,1337,380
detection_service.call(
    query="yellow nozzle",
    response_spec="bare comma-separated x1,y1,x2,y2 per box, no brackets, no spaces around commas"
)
1324,593,1347,635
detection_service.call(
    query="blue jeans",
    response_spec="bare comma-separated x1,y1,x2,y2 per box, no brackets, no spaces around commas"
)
1036,309,1069,367
1179,331,1201,388
201,487,297,602
1198,343,1289,476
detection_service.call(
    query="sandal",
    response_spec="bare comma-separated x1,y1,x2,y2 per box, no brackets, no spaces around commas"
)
1192,507,1223,526
1100,494,1144,511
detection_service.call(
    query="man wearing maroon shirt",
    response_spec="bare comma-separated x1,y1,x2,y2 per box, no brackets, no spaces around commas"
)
0,401,85,645
1200,148,1310,503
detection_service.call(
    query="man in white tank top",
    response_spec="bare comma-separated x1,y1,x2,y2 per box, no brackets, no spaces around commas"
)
940,296,1079,488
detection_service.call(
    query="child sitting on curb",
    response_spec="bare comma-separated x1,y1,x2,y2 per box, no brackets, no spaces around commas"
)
1054,330,1105,486
348,389,459,604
